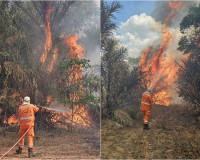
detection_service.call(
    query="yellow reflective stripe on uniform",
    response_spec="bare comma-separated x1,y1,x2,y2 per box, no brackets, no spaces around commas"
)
148,111,150,112
19,115,35,120
28,144,33,146
141,101,151,105
144,120,148,122
18,143,24,145
144,92,150,97
19,104,35,109
19,106,28,109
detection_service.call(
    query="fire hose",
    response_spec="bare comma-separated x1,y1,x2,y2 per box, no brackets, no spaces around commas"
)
0,126,32,159
142,134,147,160
0,106,63,159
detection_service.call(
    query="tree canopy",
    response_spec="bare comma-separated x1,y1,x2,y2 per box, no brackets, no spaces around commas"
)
101,1,141,118
177,3,200,112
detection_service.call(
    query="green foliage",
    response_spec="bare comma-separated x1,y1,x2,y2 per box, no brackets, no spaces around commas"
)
101,1,122,47
101,38,129,117
76,93,99,104
52,57,99,119
0,2,40,116
177,3,200,112
180,4,200,33
177,58,200,112
178,3,200,56
101,38,141,119
101,2,141,119
127,57,139,69
59,58,91,71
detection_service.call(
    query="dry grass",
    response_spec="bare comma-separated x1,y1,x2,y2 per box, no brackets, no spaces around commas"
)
0,126,100,159
101,104,200,159
113,109,133,127
101,119,144,159
102,119,123,130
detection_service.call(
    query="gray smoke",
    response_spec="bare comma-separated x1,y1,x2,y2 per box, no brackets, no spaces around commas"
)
27,1,100,69
151,1,199,27
56,1,100,66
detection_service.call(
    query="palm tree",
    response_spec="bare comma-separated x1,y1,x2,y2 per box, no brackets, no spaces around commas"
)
101,38,128,117
101,1,121,48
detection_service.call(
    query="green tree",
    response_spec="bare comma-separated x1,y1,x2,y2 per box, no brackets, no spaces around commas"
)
101,38,129,117
49,58,99,130
177,3,200,112
0,2,39,125
101,1,141,118
101,1,121,47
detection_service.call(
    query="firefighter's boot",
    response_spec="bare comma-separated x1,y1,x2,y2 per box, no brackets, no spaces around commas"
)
143,124,150,130
28,149,35,158
16,147,22,154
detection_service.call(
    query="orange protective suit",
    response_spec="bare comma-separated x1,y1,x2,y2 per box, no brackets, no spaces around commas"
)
18,104,39,149
140,91,153,124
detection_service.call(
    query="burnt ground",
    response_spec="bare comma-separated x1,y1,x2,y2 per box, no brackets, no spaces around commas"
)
101,105,200,159
0,126,100,159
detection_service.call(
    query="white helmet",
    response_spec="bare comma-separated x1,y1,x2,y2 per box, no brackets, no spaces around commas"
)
24,96,30,103
147,88,152,92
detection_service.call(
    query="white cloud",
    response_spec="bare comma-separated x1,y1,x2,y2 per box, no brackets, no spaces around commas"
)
115,13,163,57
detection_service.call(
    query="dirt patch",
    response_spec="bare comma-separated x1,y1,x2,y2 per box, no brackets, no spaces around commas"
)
0,126,100,159
101,105,200,159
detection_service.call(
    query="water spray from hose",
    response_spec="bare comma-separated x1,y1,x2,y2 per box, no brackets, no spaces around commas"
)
151,73,159,91
39,106,71,113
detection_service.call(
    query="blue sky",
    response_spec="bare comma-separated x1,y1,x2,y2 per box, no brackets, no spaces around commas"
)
107,1,156,27
104,1,196,59
106,1,161,58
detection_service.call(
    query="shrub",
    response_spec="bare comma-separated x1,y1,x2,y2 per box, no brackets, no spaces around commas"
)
113,109,133,127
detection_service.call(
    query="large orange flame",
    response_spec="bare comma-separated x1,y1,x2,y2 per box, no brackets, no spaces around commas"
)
63,35,90,127
48,48,58,73
138,1,184,106
3,115,19,126
65,35,84,59
8,115,18,125
40,3,53,63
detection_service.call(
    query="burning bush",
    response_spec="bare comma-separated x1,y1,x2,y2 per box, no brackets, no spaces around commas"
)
0,1,100,129
35,107,72,130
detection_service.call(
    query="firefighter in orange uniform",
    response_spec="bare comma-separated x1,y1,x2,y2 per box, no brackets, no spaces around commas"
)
140,88,153,130
16,96,39,157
